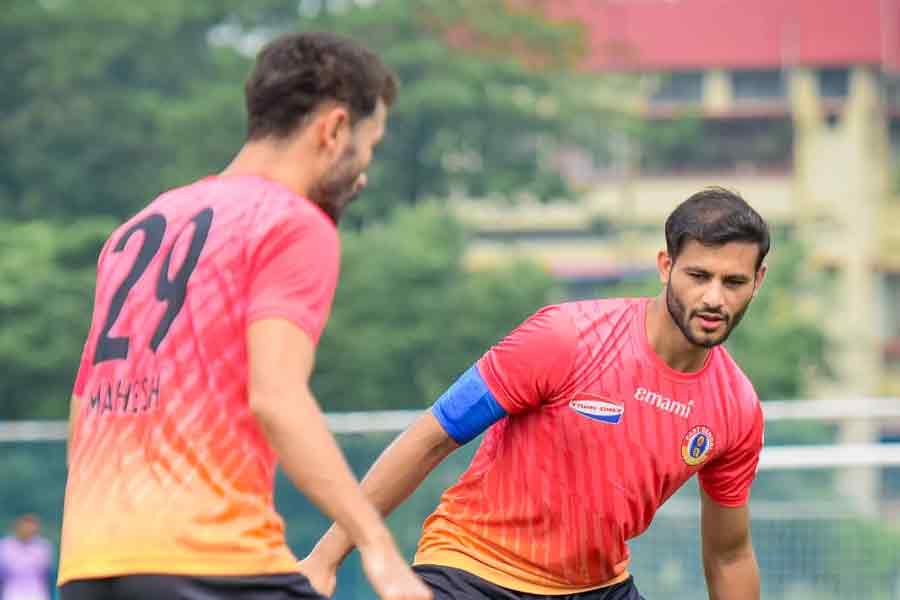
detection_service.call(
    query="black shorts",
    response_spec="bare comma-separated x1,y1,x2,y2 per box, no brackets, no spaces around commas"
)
59,573,326,600
413,565,646,600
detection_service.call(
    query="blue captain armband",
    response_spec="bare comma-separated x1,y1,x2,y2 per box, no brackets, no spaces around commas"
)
431,365,507,445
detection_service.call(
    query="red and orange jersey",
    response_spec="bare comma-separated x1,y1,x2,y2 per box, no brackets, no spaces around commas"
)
415,298,764,594
59,175,339,584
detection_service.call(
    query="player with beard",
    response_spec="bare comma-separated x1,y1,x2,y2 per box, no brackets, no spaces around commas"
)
58,32,431,600
301,187,769,600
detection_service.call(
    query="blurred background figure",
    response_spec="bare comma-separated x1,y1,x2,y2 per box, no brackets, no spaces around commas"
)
0,515,53,600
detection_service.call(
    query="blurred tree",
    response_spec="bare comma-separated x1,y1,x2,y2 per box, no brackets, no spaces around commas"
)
296,0,627,226
725,242,829,401
0,1,248,221
1,0,621,225
312,203,557,410
0,218,114,418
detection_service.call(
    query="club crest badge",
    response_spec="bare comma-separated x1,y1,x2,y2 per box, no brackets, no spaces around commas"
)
682,425,714,466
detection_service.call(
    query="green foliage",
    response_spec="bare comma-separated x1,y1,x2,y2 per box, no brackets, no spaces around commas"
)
0,443,67,544
725,240,829,400
312,204,557,410
630,114,705,172
2,0,615,225
0,219,113,418
1,1,249,220
296,0,616,226
827,519,900,596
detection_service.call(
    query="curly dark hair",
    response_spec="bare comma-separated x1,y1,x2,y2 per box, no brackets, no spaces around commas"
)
244,31,398,140
665,187,770,271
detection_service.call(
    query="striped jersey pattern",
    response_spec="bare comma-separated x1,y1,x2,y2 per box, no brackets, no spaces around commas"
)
59,175,339,584
415,298,764,594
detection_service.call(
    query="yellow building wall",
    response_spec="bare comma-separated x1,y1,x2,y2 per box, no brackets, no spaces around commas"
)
454,67,900,400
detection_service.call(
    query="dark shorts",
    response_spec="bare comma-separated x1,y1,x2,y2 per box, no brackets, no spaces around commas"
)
59,573,326,600
413,565,646,600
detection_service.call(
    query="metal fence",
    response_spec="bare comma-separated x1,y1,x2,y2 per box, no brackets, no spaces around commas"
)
2,400,900,599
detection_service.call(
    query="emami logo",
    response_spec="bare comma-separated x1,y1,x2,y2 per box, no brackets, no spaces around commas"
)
569,394,624,425
634,387,693,419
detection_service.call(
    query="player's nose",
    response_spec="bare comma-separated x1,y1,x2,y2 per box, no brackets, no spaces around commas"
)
701,282,724,309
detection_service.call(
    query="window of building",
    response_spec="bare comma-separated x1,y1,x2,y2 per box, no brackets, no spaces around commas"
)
817,68,850,99
638,116,793,174
651,71,704,103
884,274,900,338
890,119,900,160
882,72,900,111
881,273,900,377
732,69,785,101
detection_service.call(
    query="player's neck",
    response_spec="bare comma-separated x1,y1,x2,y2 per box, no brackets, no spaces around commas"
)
645,296,710,373
220,140,317,199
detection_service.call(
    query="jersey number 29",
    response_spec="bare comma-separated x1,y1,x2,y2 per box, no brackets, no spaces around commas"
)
93,208,214,365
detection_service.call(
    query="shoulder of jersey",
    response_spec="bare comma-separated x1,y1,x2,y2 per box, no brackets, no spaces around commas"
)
711,347,759,406
556,297,638,326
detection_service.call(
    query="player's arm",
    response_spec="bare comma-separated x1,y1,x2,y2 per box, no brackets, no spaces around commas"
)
700,487,760,600
302,307,577,595
248,318,430,600
305,412,459,571
301,364,502,588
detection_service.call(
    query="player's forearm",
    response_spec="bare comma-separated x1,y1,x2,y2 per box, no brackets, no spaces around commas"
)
251,387,394,553
704,545,760,600
314,412,459,566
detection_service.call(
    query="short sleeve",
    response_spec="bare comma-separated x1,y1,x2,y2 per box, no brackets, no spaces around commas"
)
698,400,765,507
476,305,578,415
246,214,340,345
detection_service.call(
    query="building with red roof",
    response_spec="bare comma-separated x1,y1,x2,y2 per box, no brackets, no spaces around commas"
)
460,0,900,419
544,0,899,72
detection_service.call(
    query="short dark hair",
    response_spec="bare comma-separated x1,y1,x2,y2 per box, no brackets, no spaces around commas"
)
665,187,770,271
244,31,398,140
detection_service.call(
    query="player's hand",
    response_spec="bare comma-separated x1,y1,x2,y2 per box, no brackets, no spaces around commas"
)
359,542,432,600
298,552,338,598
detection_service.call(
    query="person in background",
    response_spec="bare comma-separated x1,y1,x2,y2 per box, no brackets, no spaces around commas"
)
0,515,53,600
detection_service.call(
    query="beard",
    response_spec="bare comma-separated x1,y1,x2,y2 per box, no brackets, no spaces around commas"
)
665,282,751,349
308,145,364,224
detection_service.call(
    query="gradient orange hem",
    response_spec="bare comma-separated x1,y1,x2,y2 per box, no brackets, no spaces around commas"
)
57,555,300,587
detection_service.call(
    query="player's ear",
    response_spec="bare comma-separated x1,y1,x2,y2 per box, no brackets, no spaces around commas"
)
657,250,673,285
318,105,351,153
752,262,768,298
